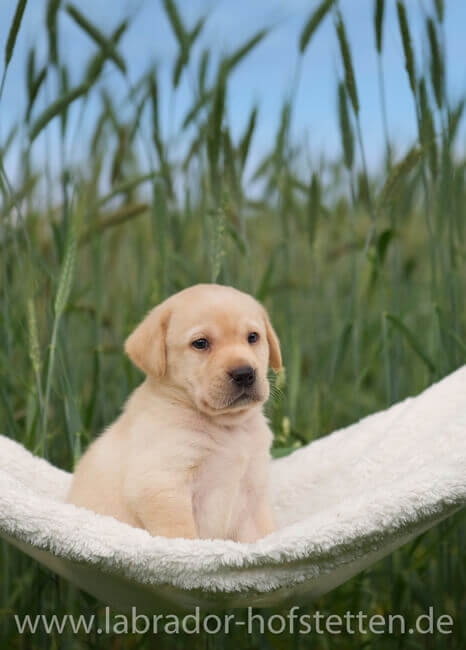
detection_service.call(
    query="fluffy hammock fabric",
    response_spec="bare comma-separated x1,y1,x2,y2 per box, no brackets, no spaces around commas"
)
0,366,465,612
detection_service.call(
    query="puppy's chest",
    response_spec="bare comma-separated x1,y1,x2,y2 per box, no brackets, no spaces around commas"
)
189,422,271,538
192,433,252,489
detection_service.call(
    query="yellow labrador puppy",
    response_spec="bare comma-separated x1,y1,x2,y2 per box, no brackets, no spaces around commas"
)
67,284,281,542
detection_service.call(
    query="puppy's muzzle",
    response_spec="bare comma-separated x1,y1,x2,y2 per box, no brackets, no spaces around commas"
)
228,365,256,388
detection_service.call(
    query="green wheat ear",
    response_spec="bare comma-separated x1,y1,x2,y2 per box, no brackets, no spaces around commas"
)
307,172,321,247
335,12,359,115
338,81,354,170
426,17,444,110
396,1,416,94
55,211,79,317
210,205,226,283
40,204,81,456
377,147,424,215
27,298,41,377
434,0,445,23
374,0,385,54
418,78,438,179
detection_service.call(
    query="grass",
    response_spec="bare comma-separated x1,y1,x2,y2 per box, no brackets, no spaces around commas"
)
0,0,465,647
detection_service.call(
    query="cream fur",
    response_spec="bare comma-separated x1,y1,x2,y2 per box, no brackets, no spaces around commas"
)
67,284,281,542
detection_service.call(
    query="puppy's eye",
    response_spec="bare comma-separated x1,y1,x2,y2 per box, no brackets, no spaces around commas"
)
192,338,209,350
247,332,259,344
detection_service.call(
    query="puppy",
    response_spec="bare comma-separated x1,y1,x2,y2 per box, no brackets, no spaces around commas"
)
67,284,281,542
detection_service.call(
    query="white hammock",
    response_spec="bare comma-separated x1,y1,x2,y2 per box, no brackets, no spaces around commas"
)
0,366,465,611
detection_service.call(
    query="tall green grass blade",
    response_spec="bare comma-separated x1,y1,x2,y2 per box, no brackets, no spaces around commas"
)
79,203,148,246
110,126,128,184
382,309,392,404
376,227,394,264
239,106,258,170
274,101,291,163
98,173,156,206
287,334,302,426
225,29,268,72
307,172,321,246
189,16,206,45
434,0,444,23
147,69,160,134
59,64,69,136
152,181,168,297
331,321,353,382
100,89,120,132
299,0,334,53
377,146,423,213
172,53,184,88
162,0,189,62
418,78,438,179
26,47,35,97
172,16,205,88
447,98,464,144
183,127,205,170
66,4,126,74
198,49,209,91
153,129,174,199
85,19,128,84
256,244,283,301
1,173,39,215
2,0,28,96
25,67,47,123
0,124,18,159
29,81,90,141
46,0,61,64
385,313,437,373
251,153,273,182
182,91,212,129
444,329,466,360
4,0,27,69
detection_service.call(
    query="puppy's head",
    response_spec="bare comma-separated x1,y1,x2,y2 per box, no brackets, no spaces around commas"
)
125,284,281,418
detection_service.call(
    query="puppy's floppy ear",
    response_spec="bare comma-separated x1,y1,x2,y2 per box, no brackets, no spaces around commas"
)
124,304,170,377
263,310,282,372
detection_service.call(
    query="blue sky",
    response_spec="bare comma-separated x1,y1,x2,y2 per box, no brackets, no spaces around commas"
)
1,0,465,184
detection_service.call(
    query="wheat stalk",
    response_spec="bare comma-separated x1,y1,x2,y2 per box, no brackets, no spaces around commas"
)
40,204,80,456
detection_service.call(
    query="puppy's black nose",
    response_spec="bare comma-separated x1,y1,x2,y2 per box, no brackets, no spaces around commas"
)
229,365,256,387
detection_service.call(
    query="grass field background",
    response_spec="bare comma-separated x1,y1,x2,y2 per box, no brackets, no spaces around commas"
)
0,0,465,647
